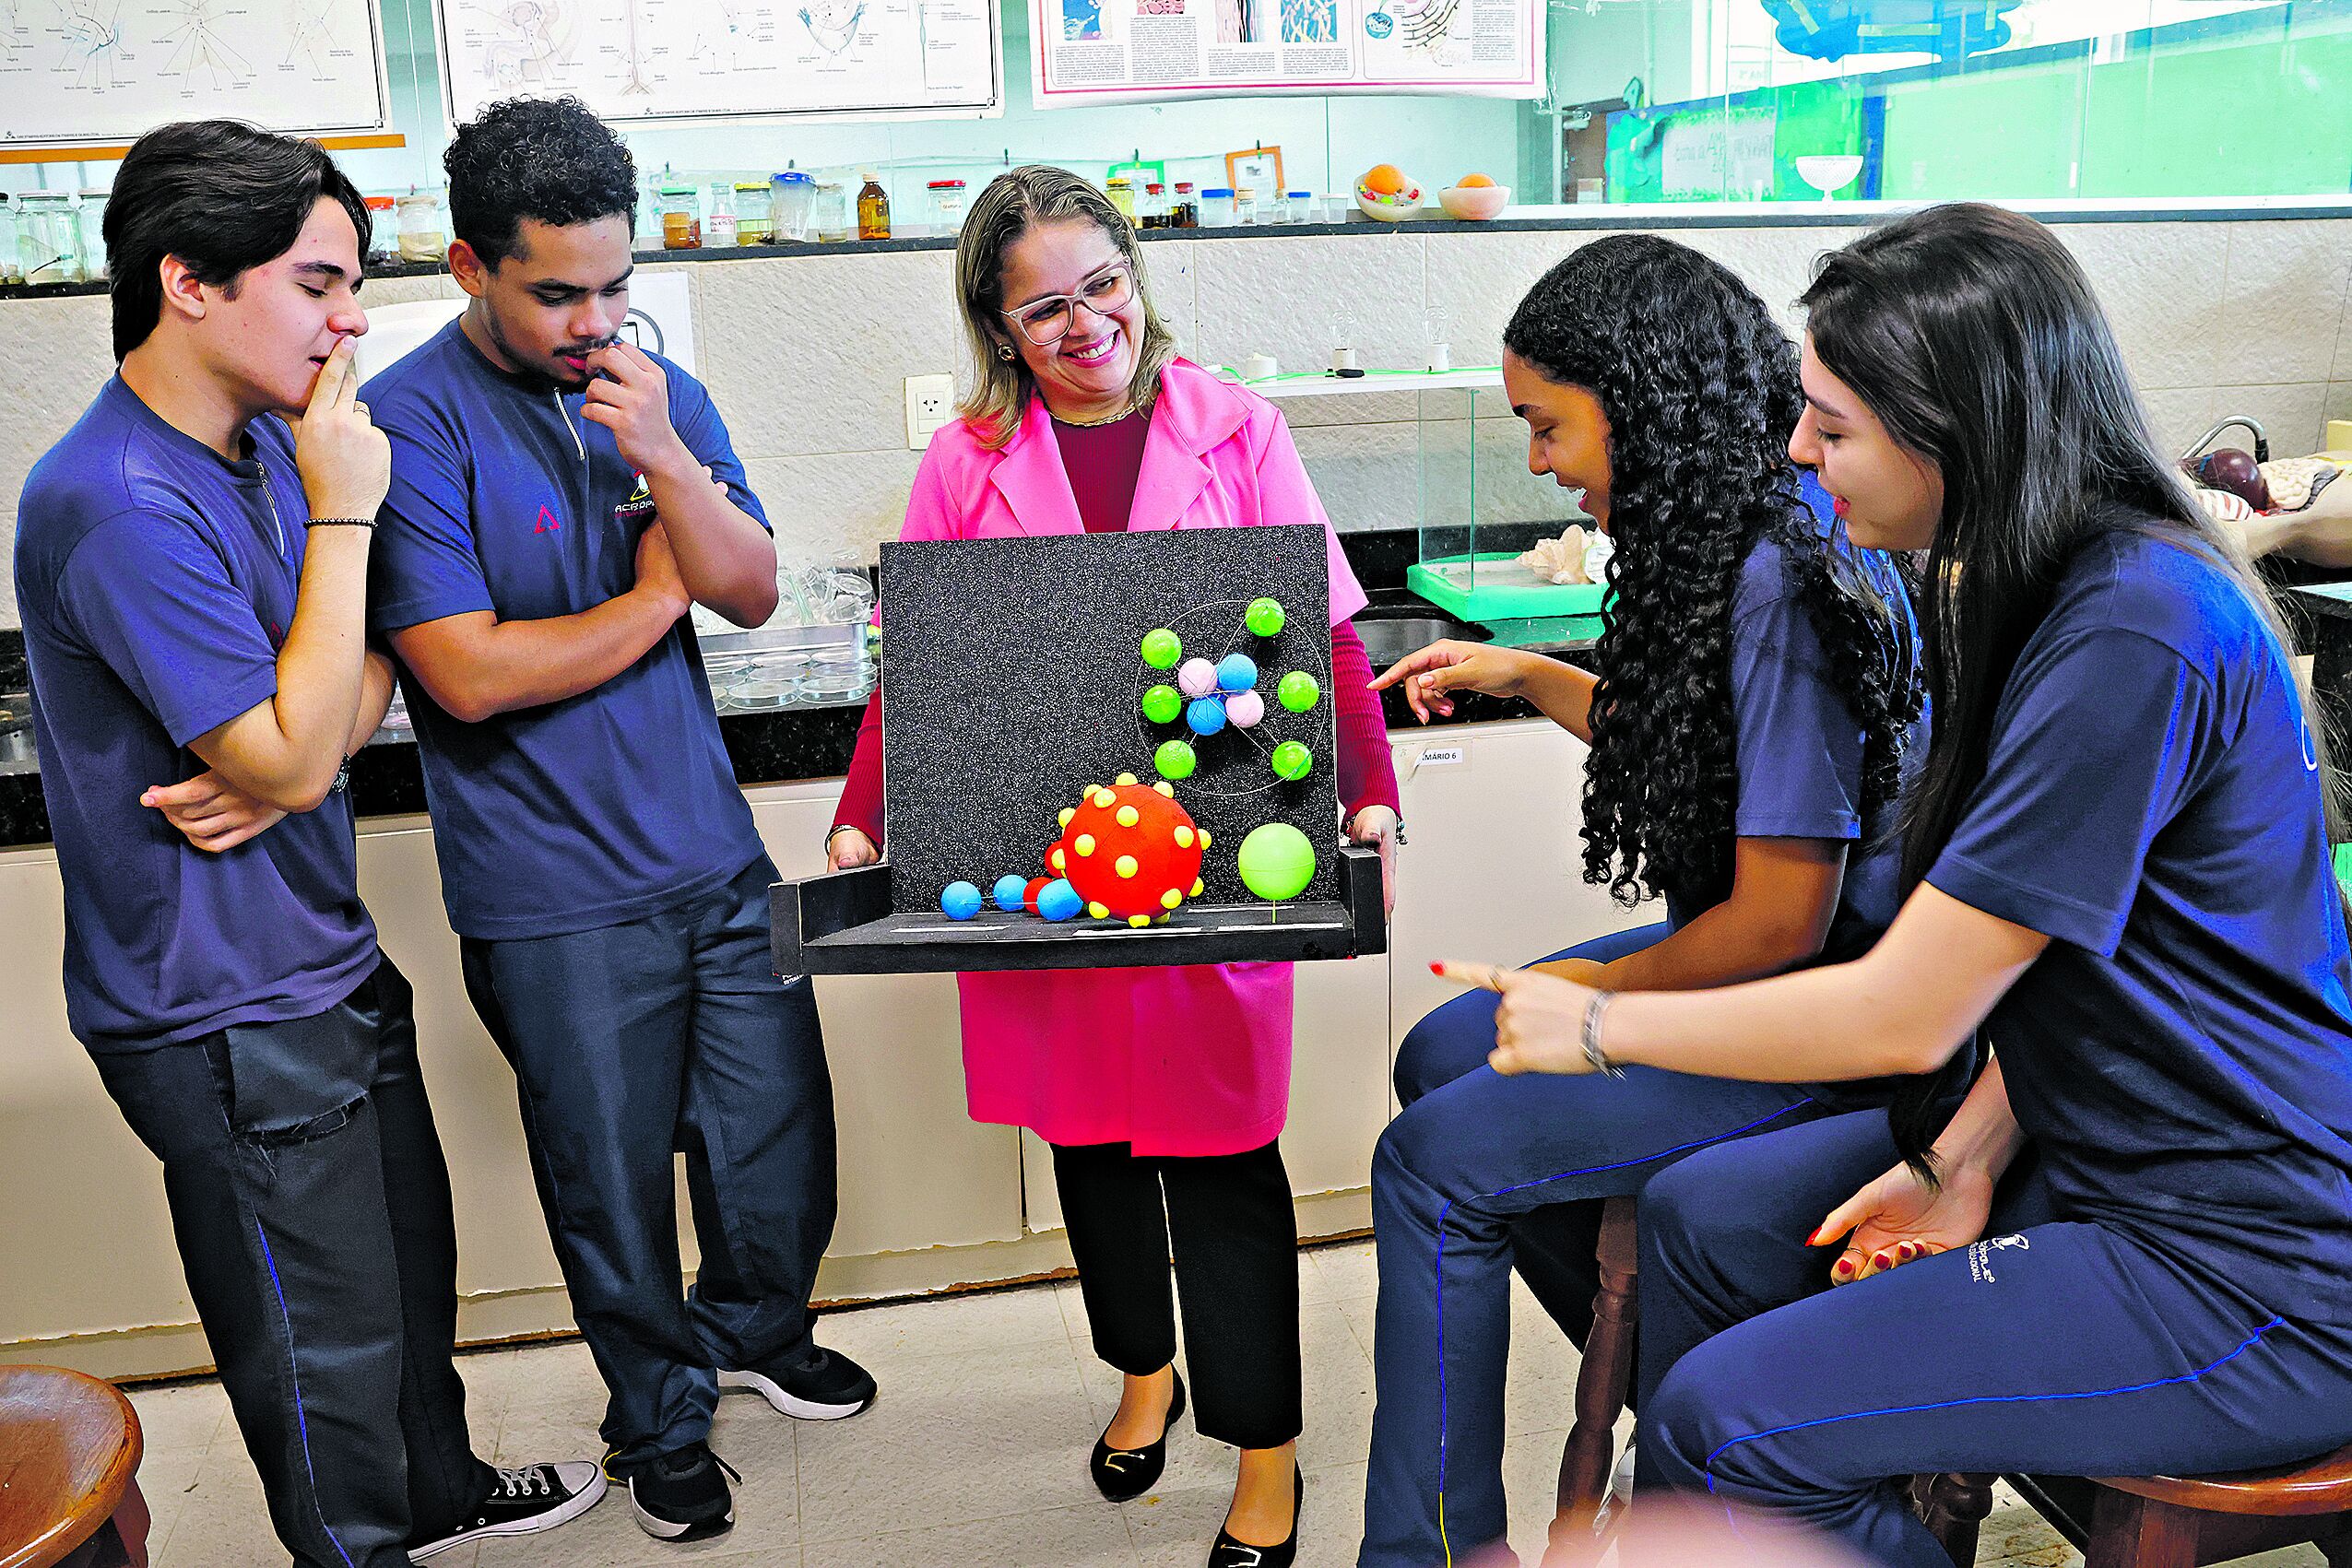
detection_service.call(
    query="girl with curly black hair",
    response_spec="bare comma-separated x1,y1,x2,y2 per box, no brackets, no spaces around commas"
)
1355,232,1926,1568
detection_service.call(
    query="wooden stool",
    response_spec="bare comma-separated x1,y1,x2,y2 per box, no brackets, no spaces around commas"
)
1542,1193,1640,1568
0,1365,144,1568
1922,1450,2352,1567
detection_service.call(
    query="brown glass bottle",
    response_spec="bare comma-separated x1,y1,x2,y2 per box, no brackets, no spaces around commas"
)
857,172,891,241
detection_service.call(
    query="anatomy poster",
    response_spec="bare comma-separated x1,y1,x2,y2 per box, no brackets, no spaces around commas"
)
437,0,999,126
1032,0,1536,106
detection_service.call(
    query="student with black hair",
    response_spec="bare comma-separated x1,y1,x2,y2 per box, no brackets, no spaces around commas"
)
364,95,873,1545
14,120,600,1568
1354,234,1927,1568
1445,204,2352,1566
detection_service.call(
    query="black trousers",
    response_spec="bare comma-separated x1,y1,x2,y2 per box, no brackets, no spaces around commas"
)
93,957,491,1568
1051,1138,1301,1450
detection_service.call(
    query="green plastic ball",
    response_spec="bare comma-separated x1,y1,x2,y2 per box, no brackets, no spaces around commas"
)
1277,670,1320,713
1237,822,1317,902
1271,740,1313,781
1155,738,1198,780
1141,628,1182,669
1246,597,1286,638
1141,684,1183,725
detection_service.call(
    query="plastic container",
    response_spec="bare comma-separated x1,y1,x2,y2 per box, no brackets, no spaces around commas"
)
657,184,702,249
771,170,817,242
1323,192,1351,224
1284,190,1314,224
814,182,849,242
928,178,968,234
1199,187,1236,228
396,190,446,263
856,171,890,241
17,192,81,285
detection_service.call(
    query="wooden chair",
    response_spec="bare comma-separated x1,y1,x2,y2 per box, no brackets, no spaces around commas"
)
1922,1452,2352,1567
1542,1194,1640,1568
0,1365,144,1568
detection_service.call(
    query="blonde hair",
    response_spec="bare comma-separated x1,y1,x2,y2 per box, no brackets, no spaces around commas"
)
952,165,1179,450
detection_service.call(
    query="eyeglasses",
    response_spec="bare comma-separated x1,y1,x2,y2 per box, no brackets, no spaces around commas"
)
1000,265,1136,347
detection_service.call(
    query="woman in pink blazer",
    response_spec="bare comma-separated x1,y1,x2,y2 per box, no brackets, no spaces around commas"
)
830,166,1400,1567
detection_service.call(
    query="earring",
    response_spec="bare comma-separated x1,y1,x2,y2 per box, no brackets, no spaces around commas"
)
997,344,1016,360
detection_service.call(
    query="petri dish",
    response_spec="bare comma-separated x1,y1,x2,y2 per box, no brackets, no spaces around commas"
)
731,675,802,710
802,669,872,703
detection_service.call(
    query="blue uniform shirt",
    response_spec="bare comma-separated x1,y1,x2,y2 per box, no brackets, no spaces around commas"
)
14,378,377,1048
366,319,768,940
1927,527,2352,1321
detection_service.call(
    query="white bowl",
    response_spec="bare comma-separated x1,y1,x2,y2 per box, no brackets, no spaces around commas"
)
1437,183,1509,220
1354,181,1424,222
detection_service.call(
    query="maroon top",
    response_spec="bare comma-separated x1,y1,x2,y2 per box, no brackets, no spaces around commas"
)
833,404,1401,843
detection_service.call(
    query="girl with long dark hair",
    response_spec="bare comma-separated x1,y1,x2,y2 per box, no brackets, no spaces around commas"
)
1356,233,1927,1567
1448,204,2352,1566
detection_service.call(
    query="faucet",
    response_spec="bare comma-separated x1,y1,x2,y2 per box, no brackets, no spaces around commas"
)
2182,416,2269,465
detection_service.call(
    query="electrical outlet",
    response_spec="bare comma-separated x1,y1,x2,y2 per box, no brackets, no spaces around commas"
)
904,374,955,449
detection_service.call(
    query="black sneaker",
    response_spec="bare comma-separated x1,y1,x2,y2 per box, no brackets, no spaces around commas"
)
609,1442,740,1542
718,1345,878,1420
406,1460,606,1561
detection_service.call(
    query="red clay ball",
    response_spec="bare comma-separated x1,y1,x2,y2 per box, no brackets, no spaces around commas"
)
1050,782,1207,924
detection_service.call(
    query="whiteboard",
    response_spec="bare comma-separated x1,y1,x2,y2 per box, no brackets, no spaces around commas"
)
434,0,1000,126
0,0,392,146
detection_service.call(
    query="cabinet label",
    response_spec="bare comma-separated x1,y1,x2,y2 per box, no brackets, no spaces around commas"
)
1417,747,1466,766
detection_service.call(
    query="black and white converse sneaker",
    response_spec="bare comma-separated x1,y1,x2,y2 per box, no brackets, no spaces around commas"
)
610,1442,741,1542
406,1460,606,1561
719,1345,878,1420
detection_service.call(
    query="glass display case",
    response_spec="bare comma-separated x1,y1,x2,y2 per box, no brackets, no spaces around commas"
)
1405,371,1605,623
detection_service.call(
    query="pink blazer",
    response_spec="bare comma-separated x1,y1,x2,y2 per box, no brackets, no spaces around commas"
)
895,358,1369,1156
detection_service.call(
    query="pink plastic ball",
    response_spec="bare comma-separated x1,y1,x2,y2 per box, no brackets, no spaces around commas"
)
1177,657,1219,699
1225,690,1267,728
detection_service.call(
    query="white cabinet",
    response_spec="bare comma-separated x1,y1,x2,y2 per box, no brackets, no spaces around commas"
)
1385,719,1652,1079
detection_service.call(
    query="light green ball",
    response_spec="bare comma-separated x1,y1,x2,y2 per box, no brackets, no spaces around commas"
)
1155,738,1198,780
1277,670,1320,713
1141,628,1183,669
1271,740,1313,781
1141,684,1183,725
1246,597,1286,638
1237,822,1317,902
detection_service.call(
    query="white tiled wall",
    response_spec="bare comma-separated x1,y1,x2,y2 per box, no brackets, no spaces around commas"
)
4,216,2349,629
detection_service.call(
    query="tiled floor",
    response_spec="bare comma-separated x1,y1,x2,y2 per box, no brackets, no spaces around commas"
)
124,1240,2322,1567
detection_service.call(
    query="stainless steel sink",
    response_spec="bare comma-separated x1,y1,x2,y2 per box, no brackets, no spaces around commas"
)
1354,614,1485,668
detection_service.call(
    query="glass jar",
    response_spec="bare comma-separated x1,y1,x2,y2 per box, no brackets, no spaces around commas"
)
0,202,19,285
1171,182,1198,228
396,190,447,264
1138,182,1166,228
1105,176,1135,220
75,190,107,278
927,178,967,234
17,192,82,285
657,184,702,249
733,182,773,243
856,171,890,241
771,170,817,242
1233,185,1260,224
813,182,849,242
362,195,397,263
705,183,737,247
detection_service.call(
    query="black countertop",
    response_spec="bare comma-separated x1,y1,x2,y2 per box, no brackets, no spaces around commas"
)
0,527,1594,849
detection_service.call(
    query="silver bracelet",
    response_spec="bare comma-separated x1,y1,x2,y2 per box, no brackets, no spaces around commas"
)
1581,989,1625,1078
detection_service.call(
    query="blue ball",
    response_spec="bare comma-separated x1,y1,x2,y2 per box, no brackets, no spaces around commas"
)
1186,695,1229,736
991,874,1029,914
940,881,983,920
1216,653,1259,693
1038,878,1084,922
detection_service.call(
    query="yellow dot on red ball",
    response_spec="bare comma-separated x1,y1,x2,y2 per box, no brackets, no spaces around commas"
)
1175,825,1195,848
1200,830,1212,849
1116,855,1139,878
1093,789,1116,809
1084,784,1103,796
1058,808,1075,828
1161,889,1182,910
1116,805,1140,827
1051,849,1066,870
1076,834,1095,855
1128,914,1151,928
1190,878,1204,897
1153,781,1175,797
1090,902,1110,919
1116,772,1138,786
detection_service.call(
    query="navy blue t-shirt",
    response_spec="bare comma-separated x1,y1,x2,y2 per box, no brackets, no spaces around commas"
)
1662,476,1926,966
366,320,766,940
14,378,377,1049
1926,527,2352,1321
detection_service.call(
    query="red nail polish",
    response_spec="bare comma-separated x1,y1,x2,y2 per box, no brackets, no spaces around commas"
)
1804,1227,1824,1246
1834,1258,1853,1278
1429,961,1445,975
1871,1254,1891,1271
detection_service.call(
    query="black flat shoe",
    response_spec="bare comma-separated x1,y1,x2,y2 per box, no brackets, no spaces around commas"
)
1089,1367,1187,1502
1207,1465,1302,1568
